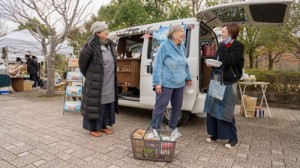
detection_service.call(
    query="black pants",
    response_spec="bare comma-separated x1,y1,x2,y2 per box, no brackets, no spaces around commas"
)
207,114,237,140
83,102,116,131
30,73,38,88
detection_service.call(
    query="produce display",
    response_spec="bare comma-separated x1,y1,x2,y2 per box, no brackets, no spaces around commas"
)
64,101,81,112
8,64,28,77
66,72,82,81
66,86,82,97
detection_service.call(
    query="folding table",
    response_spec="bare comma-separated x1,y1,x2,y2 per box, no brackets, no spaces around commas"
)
238,81,272,118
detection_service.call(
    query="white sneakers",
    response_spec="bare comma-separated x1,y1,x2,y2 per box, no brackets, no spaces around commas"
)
224,139,238,149
206,137,238,149
206,136,217,143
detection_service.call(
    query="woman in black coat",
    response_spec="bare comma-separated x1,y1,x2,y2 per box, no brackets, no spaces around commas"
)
204,23,244,149
79,22,118,137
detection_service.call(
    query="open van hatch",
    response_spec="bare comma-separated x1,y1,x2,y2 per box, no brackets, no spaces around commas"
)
196,0,293,27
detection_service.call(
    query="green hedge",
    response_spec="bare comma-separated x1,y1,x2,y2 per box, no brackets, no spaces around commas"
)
244,69,300,94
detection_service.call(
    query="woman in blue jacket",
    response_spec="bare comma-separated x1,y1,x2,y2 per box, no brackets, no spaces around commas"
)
152,24,192,130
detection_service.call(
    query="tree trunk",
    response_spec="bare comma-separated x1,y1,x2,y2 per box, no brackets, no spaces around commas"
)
249,49,254,69
46,42,57,97
41,38,47,79
268,52,273,70
191,0,196,16
255,56,259,69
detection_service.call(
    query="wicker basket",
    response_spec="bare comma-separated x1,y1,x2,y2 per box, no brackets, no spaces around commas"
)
131,128,176,162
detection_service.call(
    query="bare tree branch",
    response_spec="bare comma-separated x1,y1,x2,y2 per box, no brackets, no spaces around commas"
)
290,50,300,59
273,51,285,63
0,0,93,96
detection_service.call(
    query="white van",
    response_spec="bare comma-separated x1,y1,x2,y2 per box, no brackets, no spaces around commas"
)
110,0,293,125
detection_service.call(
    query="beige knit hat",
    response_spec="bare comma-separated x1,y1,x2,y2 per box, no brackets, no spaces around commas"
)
90,21,108,34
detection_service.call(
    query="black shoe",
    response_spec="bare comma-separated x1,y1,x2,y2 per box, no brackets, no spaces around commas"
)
225,139,238,149
206,136,217,142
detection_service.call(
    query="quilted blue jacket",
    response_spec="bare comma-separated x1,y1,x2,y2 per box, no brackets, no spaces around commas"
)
152,39,191,88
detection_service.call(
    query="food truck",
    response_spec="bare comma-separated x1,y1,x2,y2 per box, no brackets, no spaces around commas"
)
110,0,293,125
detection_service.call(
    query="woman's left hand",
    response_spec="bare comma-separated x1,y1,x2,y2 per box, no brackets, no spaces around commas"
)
186,80,192,87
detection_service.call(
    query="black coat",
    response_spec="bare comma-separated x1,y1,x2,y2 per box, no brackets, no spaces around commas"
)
217,40,245,85
79,37,118,120
26,59,38,74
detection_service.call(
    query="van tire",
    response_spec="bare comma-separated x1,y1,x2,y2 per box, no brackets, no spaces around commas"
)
163,109,190,126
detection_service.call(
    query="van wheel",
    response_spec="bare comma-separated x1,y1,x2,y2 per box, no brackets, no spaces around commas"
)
163,109,190,126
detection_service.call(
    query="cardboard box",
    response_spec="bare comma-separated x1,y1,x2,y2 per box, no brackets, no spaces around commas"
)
55,83,66,91
23,80,33,91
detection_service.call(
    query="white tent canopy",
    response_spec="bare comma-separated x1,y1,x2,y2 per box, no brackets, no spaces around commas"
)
0,29,73,62
5,53,45,63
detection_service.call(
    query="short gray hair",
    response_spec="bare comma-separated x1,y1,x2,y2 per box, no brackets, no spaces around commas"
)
167,24,184,39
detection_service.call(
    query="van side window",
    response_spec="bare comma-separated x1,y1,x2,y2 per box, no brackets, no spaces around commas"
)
185,29,191,58
148,27,191,60
148,37,160,61
147,37,153,60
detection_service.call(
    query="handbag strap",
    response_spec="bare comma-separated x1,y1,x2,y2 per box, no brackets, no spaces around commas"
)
211,69,222,81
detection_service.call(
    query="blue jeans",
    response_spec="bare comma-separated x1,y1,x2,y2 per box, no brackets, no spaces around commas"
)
152,87,184,129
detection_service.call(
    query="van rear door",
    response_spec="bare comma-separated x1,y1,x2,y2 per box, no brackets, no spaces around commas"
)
196,0,293,27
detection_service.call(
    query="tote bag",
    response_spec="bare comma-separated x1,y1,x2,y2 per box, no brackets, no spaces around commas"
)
208,79,226,100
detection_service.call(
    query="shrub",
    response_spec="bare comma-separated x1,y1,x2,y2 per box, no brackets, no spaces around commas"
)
244,69,300,94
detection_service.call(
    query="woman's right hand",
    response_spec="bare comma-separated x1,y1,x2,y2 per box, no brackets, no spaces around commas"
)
155,85,162,94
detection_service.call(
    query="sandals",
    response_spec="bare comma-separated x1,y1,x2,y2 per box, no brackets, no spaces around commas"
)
90,131,102,137
101,128,113,135
90,128,113,137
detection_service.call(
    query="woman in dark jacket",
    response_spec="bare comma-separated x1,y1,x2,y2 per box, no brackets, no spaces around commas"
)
25,55,39,89
16,57,24,64
204,23,244,149
79,21,118,137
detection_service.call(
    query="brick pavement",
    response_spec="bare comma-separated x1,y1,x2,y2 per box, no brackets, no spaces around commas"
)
0,90,299,168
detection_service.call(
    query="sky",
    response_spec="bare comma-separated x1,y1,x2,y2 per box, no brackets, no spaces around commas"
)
0,0,111,33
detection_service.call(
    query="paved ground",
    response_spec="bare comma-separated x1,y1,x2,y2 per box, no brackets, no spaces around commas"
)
0,90,300,168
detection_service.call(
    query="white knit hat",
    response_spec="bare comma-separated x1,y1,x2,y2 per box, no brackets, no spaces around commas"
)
90,22,108,34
